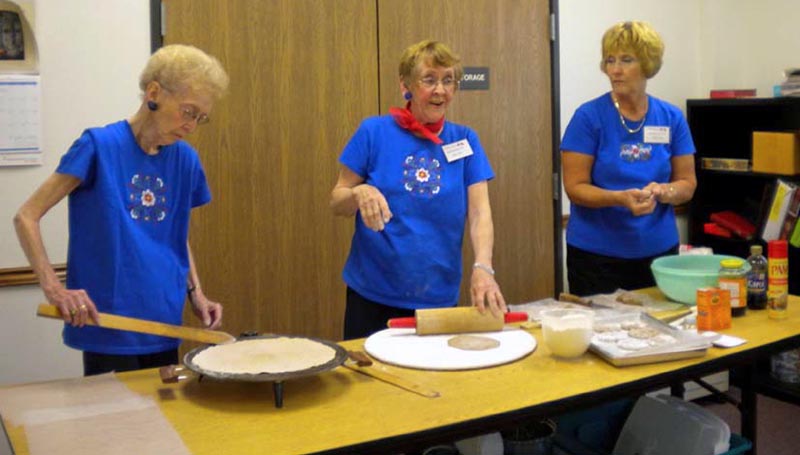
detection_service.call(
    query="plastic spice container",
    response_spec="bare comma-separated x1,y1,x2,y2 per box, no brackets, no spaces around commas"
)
768,240,789,320
719,259,747,317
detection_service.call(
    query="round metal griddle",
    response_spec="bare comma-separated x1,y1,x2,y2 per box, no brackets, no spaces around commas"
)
183,334,347,408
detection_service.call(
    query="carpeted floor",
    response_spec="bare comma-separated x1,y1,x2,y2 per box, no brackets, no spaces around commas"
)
698,386,800,455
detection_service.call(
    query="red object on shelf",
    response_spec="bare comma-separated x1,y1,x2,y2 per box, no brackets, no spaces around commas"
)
710,211,756,239
709,89,757,99
704,222,733,238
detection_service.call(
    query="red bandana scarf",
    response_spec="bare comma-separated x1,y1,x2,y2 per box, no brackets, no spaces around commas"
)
389,102,444,145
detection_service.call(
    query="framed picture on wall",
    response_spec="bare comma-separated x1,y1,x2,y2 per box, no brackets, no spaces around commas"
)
0,0,37,73
0,11,24,60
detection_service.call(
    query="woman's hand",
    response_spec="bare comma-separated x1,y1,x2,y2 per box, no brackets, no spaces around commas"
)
189,290,223,330
353,184,393,231
619,188,656,216
470,268,507,317
644,182,675,205
45,285,99,328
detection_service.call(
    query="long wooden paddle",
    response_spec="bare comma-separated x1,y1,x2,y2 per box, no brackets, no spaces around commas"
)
36,303,236,345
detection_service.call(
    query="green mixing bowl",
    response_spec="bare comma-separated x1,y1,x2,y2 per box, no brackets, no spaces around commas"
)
650,254,750,305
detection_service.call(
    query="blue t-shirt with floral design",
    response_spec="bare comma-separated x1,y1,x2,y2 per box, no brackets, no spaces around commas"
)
56,120,211,354
339,115,494,309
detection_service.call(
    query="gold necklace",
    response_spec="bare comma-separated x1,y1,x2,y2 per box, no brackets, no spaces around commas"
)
613,97,647,134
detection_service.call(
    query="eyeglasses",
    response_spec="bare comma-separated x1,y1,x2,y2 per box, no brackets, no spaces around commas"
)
604,55,638,68
417,76,458,91
179,104,210,125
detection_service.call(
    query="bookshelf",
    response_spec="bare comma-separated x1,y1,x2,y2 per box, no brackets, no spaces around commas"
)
687,97,800,296
687,97,800,404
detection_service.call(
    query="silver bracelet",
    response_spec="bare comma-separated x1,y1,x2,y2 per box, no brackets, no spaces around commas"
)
472,262,495,276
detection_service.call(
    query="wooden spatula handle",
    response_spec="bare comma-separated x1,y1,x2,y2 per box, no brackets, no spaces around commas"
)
36,303,236,345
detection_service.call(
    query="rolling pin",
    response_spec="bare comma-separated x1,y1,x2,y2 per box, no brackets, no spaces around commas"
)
387,307,528,335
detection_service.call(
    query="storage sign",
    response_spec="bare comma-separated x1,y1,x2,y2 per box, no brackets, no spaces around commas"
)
459,67,489,90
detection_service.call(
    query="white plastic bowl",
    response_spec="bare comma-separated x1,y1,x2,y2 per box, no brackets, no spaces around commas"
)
540,309,594,358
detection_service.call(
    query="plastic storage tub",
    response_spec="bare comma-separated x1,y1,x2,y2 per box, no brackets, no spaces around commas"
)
613,395,730,455
552,395,752,455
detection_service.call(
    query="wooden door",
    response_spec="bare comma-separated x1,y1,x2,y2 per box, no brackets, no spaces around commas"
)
377,0,555,306
164,0,377,343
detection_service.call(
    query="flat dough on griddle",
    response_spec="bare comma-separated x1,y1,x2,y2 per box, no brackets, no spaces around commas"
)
447,335,501,351
192,337,336,374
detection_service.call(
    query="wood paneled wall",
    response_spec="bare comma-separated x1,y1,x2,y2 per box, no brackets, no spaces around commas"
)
164,0,553,344
165,0,377,344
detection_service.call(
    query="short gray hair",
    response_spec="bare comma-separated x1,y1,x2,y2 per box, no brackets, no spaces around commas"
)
139,44,229,100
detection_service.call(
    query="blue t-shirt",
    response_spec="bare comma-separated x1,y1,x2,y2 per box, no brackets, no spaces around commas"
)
339,115,494,309
560,93,695,258
56,120,211,354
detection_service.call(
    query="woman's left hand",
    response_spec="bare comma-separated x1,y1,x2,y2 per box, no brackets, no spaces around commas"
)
470,269,507,317
189,290,224,330
644,182,675,205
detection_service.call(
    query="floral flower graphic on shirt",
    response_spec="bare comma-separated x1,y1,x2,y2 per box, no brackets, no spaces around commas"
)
127,174,168,222
402,154,442,197
619,143,653,162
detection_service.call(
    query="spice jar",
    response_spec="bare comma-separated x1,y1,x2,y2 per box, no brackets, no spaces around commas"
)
719,258,747,317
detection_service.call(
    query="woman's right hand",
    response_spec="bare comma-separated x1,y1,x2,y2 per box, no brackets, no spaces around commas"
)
619,188,656,216
353,184,393,231
45,286,99,327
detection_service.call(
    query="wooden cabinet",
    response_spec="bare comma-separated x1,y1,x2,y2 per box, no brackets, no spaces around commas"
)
686,97,800,296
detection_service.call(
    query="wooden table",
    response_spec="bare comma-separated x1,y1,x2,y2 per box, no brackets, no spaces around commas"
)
3,292,800,455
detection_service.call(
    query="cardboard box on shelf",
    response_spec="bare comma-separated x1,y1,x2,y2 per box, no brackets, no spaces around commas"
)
752,131,800,175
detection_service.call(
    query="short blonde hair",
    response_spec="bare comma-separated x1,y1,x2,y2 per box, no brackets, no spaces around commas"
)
398,40,463,88
601,21,664,79
139,44,229,100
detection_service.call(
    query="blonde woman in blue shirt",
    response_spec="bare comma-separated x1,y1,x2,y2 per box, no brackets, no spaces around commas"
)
561,22,697,296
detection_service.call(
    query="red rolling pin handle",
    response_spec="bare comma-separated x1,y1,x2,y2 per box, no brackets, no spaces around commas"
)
387,317,417,329
504,312,529,323
387,312,528,328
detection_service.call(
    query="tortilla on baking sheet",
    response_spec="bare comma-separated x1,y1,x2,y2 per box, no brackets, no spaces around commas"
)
447,334,501,351
191,337,337,374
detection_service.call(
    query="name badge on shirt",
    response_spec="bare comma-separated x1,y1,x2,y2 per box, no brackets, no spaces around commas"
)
442,139,474,162
644,126,670,144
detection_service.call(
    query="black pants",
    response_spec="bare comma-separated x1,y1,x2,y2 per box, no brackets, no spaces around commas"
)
343,287,415,340
83,349,179,376
566,244,678,297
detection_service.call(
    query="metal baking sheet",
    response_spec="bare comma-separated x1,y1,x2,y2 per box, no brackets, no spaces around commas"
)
590,312,715,367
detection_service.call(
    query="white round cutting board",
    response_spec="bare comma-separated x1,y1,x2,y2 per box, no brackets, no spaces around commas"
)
364,328,537,370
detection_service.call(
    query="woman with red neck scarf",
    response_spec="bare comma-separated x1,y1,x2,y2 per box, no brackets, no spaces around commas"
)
331,40,506,340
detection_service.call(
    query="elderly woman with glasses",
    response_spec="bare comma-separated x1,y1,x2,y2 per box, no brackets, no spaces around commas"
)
560,21,697,296
14,44,229,375
331,39,505,340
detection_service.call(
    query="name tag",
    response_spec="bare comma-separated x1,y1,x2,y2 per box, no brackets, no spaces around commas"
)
442,139,474,162
644,126,670,144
